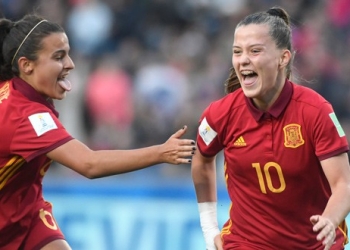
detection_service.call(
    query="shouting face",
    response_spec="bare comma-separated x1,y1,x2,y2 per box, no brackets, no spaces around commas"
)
232,24,291,110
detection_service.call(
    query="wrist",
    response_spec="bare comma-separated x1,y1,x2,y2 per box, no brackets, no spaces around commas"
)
198,202,220,250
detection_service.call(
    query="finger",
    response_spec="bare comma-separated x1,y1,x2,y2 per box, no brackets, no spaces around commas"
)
173,150,195,160
171,125,188,139
310,215,320,225
314,225,328,243
174,158,192,164
323,235,334,250
179,145,196,152
174,151,196,163
321,228,335,247
323,235,334,249
180,151,195,158
177,139,196,146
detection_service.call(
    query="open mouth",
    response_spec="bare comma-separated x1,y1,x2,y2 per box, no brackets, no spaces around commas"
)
57,77,72,91
241,70,257,80
241,70,258,85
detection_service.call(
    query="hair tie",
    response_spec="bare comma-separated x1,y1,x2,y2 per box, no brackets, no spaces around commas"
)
11,20,47,65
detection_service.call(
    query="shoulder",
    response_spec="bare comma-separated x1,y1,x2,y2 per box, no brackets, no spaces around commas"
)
292,83,329,107
1,80,54,123
206,88,245,115
199,89,246,134
291,82,335,123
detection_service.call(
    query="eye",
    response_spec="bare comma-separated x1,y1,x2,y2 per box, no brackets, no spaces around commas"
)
233,50,241,55
53,51,67,61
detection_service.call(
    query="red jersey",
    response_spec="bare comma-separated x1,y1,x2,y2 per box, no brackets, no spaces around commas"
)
197,80,349,249
0,78,73,248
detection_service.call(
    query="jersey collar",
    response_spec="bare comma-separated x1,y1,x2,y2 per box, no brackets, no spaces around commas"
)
245,79,293,122
12,77,59,117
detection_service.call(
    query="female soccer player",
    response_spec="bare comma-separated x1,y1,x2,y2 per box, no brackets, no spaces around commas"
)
192,6,350,250
0,14,196,249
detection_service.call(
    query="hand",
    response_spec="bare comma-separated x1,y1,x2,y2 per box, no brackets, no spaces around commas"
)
310,215,336,250
214,234,223,250
160,125,196,164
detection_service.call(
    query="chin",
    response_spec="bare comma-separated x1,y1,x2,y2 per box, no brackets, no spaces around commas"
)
241,87,260,98
55,92,67,100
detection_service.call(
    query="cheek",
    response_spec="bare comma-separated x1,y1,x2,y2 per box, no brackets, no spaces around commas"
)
40,64,60,81
36,68,58,88
258,59,279,75
232,57,239,70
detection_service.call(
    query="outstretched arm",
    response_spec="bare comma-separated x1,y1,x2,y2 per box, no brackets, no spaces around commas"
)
47,126,195,178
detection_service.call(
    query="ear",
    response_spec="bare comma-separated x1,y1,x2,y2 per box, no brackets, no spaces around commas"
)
18,57,34,75
279,50,292,69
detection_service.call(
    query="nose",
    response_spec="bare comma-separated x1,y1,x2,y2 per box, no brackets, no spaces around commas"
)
238,52,250,65
65,56,75,70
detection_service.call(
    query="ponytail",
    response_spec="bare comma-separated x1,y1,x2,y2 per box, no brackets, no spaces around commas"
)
266,7,290,26
0,18,15,81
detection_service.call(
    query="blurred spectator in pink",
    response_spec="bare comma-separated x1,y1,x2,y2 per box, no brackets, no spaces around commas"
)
85,55,134,150
326,0,350,30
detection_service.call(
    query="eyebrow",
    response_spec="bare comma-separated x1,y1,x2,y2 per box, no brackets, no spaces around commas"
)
233,43,265,48
52,49,69,57
54,49,67,54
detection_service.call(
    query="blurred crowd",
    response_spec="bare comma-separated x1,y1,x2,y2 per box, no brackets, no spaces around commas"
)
1,0,350,178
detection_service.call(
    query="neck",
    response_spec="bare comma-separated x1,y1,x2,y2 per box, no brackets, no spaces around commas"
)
253,74,286,111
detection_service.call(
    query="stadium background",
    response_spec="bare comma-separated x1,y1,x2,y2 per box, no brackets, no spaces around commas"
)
1,0,350,249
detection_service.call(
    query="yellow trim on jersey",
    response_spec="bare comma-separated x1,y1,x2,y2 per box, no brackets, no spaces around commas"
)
221,214,232,236
222,161,231,237
0,81,10,103
40,160,52,176
39,208,58,230
0,155,25,190
339,220,349,246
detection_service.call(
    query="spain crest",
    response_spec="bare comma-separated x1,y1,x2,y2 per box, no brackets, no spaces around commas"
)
283,124,304,148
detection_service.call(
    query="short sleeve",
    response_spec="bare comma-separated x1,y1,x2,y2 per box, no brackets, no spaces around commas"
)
196,103,225,157
11,110,73,161
312,102,349,160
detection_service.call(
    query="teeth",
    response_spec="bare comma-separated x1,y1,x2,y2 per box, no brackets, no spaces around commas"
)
241,70,254,75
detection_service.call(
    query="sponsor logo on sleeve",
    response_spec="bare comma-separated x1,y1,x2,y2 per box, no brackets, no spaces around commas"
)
329,112,345,137
283,123,304,148
199,117,217,146
28,112,58,136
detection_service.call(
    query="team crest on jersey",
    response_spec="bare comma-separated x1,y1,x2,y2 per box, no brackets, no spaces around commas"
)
283,124,304,148
28,112,58,136
0,82,10,103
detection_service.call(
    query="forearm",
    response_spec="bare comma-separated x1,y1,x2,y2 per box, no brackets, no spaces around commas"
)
191,152,221,250
320,153,350,227
86,145,164,178
49,139,165,178
191,152,217,202
322,182,350,226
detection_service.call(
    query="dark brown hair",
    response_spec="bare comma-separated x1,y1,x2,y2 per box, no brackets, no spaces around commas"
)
0,14,64,81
